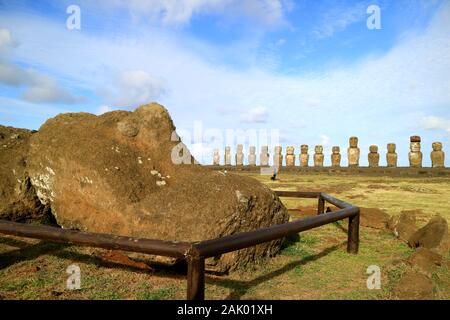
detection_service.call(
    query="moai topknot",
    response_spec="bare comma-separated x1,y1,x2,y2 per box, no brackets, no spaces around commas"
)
274,146,283,168
248,146,257,166
213,149,220,165
431,142,445,168
300,145,309,167
368,145,380,167
409,136,422,168
286,146,295,166
331,146,341,167
386,143,397,167
314,145,324,167
235,144,244,166
224,146,231,166
260,146,269,166
347,136,360,167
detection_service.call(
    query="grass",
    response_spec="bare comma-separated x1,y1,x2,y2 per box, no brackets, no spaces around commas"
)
0,172,449,300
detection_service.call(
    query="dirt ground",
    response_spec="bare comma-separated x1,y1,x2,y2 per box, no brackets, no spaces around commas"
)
0,172,449,300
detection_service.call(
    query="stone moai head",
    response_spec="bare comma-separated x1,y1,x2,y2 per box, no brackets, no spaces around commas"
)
369,145,378,153
225,146,231,153
249,146,256,154
301,144,308,154
315,145,323,154
332,146,340,154
349,136,358,148
432,142,442,151
261,146,269,154
214,149,219,156
274,146,282,154
237,144,243,152
410,136,421,152
287,146,294,155
387,143,396,153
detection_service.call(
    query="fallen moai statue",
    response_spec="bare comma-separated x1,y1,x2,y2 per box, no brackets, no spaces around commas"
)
0,103,289,272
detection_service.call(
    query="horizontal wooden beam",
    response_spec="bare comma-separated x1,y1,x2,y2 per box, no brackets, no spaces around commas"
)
0,220,191,258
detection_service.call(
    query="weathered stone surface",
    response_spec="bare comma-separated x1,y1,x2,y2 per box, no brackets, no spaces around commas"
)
286,146,295,166
224,146,232,166
20,103,289,272
407,247,443,277
388,210,418,241
260,146,269,166
273,146,283,168
213,149,220,165
331,146,341,167
0,126,52,223
408,216,450,255
386,143,397,167
431,142,445,168
300,145,309,167
409,136,423,168
347,136,360,167
393,270,434,300
368,145,380,168
248,146,256,166
359,207,389,230
236,144,244,166
314,145,324,167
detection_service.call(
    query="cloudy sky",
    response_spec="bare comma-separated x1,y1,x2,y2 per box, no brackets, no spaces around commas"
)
0,0,449,166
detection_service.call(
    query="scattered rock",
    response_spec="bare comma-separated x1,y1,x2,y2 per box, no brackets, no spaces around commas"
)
51,290,63,297
30,266,41,273
359,207,390,230
408,216,450,255
388,210,417,241
407,247,442,276
393,270,434,300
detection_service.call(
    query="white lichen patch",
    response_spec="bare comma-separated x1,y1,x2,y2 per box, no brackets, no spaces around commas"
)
46,167,56,175
80,176,93,185
31,173,55,205
156,180,166,187
138,157,143,164
151,170,159,175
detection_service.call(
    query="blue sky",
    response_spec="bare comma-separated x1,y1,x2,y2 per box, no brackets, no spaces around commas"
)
0,0,449,166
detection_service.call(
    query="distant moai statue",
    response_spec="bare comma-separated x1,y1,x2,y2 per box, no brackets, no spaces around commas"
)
386,143,397,167
260,146,269,166
331,146,341,167
235,144,244,166
368,145,380,167
300,145,309,167
347,136,360,167
248,146,257,166
431,142,445,168
314,145,324,167
409,136,423,168
274,146,283,168
224,146,232,166
213,149,220,165
286,146,295,166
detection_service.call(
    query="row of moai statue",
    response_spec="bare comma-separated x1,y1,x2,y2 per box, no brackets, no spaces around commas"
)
213,136,446,168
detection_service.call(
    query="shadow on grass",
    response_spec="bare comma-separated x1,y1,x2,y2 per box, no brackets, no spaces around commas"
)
206,243,344,300
1,235,344,300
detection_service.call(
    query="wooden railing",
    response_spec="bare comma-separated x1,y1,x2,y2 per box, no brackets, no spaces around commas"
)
0,191,359,300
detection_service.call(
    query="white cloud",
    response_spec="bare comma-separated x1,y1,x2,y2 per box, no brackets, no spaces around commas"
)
96,105,112,115
421,116,450,134
101,0,290,27
100,70,166,108
240,106,269,123
0,28,16,50
312,2,368,38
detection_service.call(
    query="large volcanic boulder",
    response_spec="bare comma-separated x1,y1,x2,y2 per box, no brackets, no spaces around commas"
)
24,103,289,271
408,216,449,255
0,126,52,223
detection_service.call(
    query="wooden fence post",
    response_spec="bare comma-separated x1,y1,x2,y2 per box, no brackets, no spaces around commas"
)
187,254,205,300
347,211,360,254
